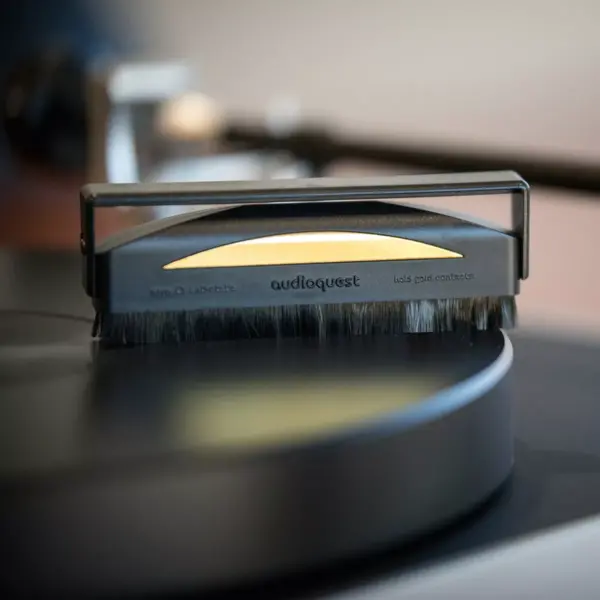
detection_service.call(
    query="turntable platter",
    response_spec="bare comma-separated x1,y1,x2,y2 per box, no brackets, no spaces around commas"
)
0,290,513,598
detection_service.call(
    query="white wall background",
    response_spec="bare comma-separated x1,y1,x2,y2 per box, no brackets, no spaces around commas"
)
99,0,600,160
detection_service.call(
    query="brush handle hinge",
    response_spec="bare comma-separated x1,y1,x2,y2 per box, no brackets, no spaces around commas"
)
80,170,530,296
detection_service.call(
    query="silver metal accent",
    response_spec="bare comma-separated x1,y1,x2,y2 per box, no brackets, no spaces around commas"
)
86,61,194,185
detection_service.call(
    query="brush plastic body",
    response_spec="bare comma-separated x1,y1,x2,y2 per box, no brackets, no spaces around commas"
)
90,201,519,344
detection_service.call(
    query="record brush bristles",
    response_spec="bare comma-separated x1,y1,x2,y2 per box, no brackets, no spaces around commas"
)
92,296,517,346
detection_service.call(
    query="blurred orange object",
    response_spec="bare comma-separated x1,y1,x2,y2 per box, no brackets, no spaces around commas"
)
0,167,137,250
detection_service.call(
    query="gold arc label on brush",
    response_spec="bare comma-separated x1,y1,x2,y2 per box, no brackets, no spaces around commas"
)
162,231,463,270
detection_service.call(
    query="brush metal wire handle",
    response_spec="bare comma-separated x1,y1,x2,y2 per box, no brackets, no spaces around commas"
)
80,170,530,295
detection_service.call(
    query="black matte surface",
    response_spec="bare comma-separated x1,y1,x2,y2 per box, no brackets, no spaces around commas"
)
1,250,600,599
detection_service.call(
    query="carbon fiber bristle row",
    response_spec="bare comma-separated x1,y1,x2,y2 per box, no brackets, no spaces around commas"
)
93,296,516,346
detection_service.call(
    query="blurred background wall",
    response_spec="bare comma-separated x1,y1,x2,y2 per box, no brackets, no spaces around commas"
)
100,0,600,160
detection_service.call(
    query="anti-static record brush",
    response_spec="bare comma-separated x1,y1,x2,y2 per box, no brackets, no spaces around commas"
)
80,171,530,345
